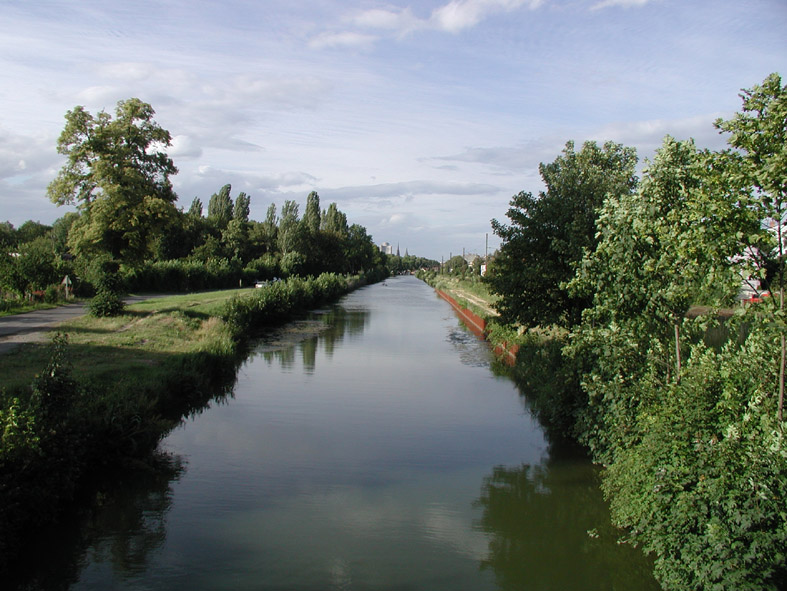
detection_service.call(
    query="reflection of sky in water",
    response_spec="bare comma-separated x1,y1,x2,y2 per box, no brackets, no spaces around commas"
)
66,276,658,590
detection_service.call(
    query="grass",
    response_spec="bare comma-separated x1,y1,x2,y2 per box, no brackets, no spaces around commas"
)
0,289,244,394
427,275,499,318
0,300,62,318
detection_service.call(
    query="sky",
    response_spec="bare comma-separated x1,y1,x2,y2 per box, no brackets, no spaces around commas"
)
0,0,785,261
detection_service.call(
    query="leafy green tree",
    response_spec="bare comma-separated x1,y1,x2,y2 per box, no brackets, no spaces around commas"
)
188,197,203,218
259,203,278,253
714,72,787,421
567,136,750,458
344,223,379,274
302,191,321,234
486,141,638,329
0,221,15,251
50,213,79,255
15,220,51,245
321,202,348,235
233,192,250,223
278,200,302,255
47,98,178,266
15,236,59,292
207,184,233,229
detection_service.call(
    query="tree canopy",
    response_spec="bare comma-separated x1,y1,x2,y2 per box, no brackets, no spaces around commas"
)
486,140,638,328
47,98,178,265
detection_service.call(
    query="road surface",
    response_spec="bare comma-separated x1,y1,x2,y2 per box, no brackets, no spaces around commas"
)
0,296,162,355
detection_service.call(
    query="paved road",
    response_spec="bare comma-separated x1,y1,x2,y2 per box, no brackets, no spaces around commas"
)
0,295,163,355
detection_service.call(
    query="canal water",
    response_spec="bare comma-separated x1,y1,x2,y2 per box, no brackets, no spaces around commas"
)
53,276,658,589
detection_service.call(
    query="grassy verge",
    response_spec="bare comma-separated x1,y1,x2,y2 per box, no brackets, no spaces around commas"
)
0,300,65,318
415,271,499,319
0,288,244,393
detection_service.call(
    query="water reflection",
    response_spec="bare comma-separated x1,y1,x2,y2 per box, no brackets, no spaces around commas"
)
446,322,493,368
474,441,659,591
251,306,370,373
7,454,184,591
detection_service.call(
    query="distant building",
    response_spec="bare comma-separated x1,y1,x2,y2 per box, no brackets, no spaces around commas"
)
379,242,393,255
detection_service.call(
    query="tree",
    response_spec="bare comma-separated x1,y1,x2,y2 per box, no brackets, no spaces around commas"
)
714,72,787,422
344,224,379,274
321,202,348,236
0,222,14,250
233,192,250,223
302,191,321,234
188,197,203,218
486,141,638,328
15,236,59,292
278,200,302,255
207,184,233,229
47,98,178,266
15,221,51,245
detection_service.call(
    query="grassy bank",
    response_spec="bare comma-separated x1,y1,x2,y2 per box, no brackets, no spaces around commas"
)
0,271,383,571
0,288,242,393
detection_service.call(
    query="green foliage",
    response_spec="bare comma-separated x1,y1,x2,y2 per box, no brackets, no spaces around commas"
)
15,235,59,292
207,183,233,229
221,273,350,338
603,325,787,590
507,328,584,437
483,74,787,589
88,260,125,317
47,98,178,265
486,140,638,329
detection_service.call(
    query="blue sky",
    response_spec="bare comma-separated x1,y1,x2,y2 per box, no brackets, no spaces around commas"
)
1,0,785,260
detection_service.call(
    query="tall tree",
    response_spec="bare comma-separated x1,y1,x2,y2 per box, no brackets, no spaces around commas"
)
233,191,250,223
207,184,233,229
321,202,348,235
188,197,203,218
486,140,638,328
278,199,302,255
47,98,178,265
259,202,278,254
715,72,787,421
302,191,321,234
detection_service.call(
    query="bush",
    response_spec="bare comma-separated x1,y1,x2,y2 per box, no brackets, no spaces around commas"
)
43,284,60,304
88,290,124,317
602,319,787,590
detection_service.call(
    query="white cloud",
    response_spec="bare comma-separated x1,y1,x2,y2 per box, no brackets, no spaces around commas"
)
430,0,544,34
312,0,546,48
168,134,203,159
352,7,420,31
591,0,656,10
586,113,729,160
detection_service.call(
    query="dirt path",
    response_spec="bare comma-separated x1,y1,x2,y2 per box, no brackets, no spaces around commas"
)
450,288,498,317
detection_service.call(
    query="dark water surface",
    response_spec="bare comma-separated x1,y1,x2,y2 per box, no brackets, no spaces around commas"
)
61,276,658,589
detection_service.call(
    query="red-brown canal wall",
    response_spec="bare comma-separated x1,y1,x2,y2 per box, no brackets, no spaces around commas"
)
436,290,519,366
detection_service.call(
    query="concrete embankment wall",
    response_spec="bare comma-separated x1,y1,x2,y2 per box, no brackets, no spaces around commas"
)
435,290,519,366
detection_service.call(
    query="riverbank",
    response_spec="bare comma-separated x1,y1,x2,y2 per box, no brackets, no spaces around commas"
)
415,272,522,366
0,271,385,572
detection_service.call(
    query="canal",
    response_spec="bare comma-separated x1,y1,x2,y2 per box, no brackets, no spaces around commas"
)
41,275,659,589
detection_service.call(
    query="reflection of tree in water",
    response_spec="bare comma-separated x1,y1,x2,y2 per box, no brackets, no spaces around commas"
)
7,453,184,591
257,306,370,372
447,323,492,368
474,444,658,591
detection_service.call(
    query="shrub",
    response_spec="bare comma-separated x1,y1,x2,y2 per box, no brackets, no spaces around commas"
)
43,284,60,304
